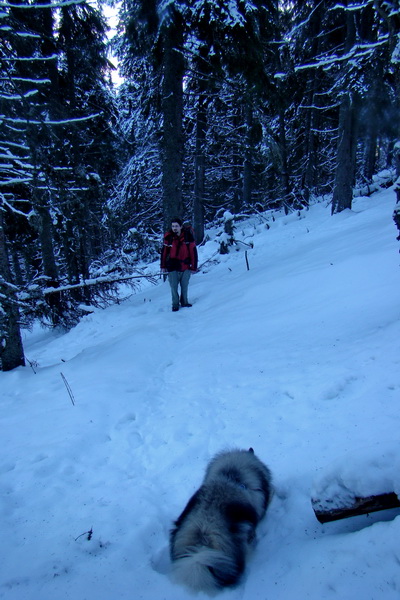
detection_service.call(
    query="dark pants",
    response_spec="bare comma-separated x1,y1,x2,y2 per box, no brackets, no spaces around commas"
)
168,270,191,309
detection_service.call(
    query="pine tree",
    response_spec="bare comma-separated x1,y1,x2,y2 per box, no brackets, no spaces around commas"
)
55,2,118,307
0,209,25,371
118,0,188,230
0,0,118,368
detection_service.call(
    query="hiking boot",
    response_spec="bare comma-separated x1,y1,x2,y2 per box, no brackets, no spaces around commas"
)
181,303,192,308
172,306,179,312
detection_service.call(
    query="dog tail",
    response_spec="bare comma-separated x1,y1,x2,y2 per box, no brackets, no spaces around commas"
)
171,548,242,593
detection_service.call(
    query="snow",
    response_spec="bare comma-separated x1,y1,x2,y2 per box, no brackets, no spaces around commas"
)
1,188,400,599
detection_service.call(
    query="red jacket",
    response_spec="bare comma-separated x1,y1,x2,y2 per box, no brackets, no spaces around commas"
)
161,228,198,273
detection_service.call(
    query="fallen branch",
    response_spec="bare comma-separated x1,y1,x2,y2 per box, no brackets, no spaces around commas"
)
42,272,160,296
312,491,400,523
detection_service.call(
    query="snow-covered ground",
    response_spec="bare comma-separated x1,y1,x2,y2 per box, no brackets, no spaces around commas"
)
1,188,400,600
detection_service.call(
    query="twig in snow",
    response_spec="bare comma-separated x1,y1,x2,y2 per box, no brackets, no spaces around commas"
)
75,527,93,541
233,238,254,249
60,372,75,406
25,356,38,374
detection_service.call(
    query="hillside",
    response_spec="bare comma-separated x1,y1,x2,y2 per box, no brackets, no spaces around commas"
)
1,189,399,600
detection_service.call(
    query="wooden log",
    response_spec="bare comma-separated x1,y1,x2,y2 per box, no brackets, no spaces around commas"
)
312,492,400,524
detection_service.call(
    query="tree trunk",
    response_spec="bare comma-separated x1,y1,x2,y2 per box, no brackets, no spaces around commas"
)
193,45,209,244
394,144,400,240
331,10,357,215
35,201,63,326
193,103,206,243
0,210,25,371
362,52,384,183
331,93,356,214
242,98,253,208
278,107,290,212
363,126,378,183
161,15,185,231
232,106,242,214
302,71,322,205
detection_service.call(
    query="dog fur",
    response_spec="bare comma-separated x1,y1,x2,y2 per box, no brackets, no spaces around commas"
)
169,448,272,594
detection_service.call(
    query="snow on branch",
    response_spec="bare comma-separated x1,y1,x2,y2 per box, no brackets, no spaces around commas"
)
0,149,26,159
1,195,33,218
0,176,33,187
0,89,39,100
0,0,86,8
2,54,58,62
0,28,41,38
1,141,29,150
295,38,389,72
331,1,374,12
0,77,51,84
1,113,101,126
284,1,324,41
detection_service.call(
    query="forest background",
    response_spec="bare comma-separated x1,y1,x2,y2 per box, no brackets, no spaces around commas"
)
1,0,400,371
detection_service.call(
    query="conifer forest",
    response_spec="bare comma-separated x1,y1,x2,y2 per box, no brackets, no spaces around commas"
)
1,0,400,370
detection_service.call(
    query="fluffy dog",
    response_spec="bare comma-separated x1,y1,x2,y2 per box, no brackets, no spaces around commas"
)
169,448,272,594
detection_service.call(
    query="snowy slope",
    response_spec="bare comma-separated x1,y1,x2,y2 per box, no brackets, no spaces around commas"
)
1,189,400,600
